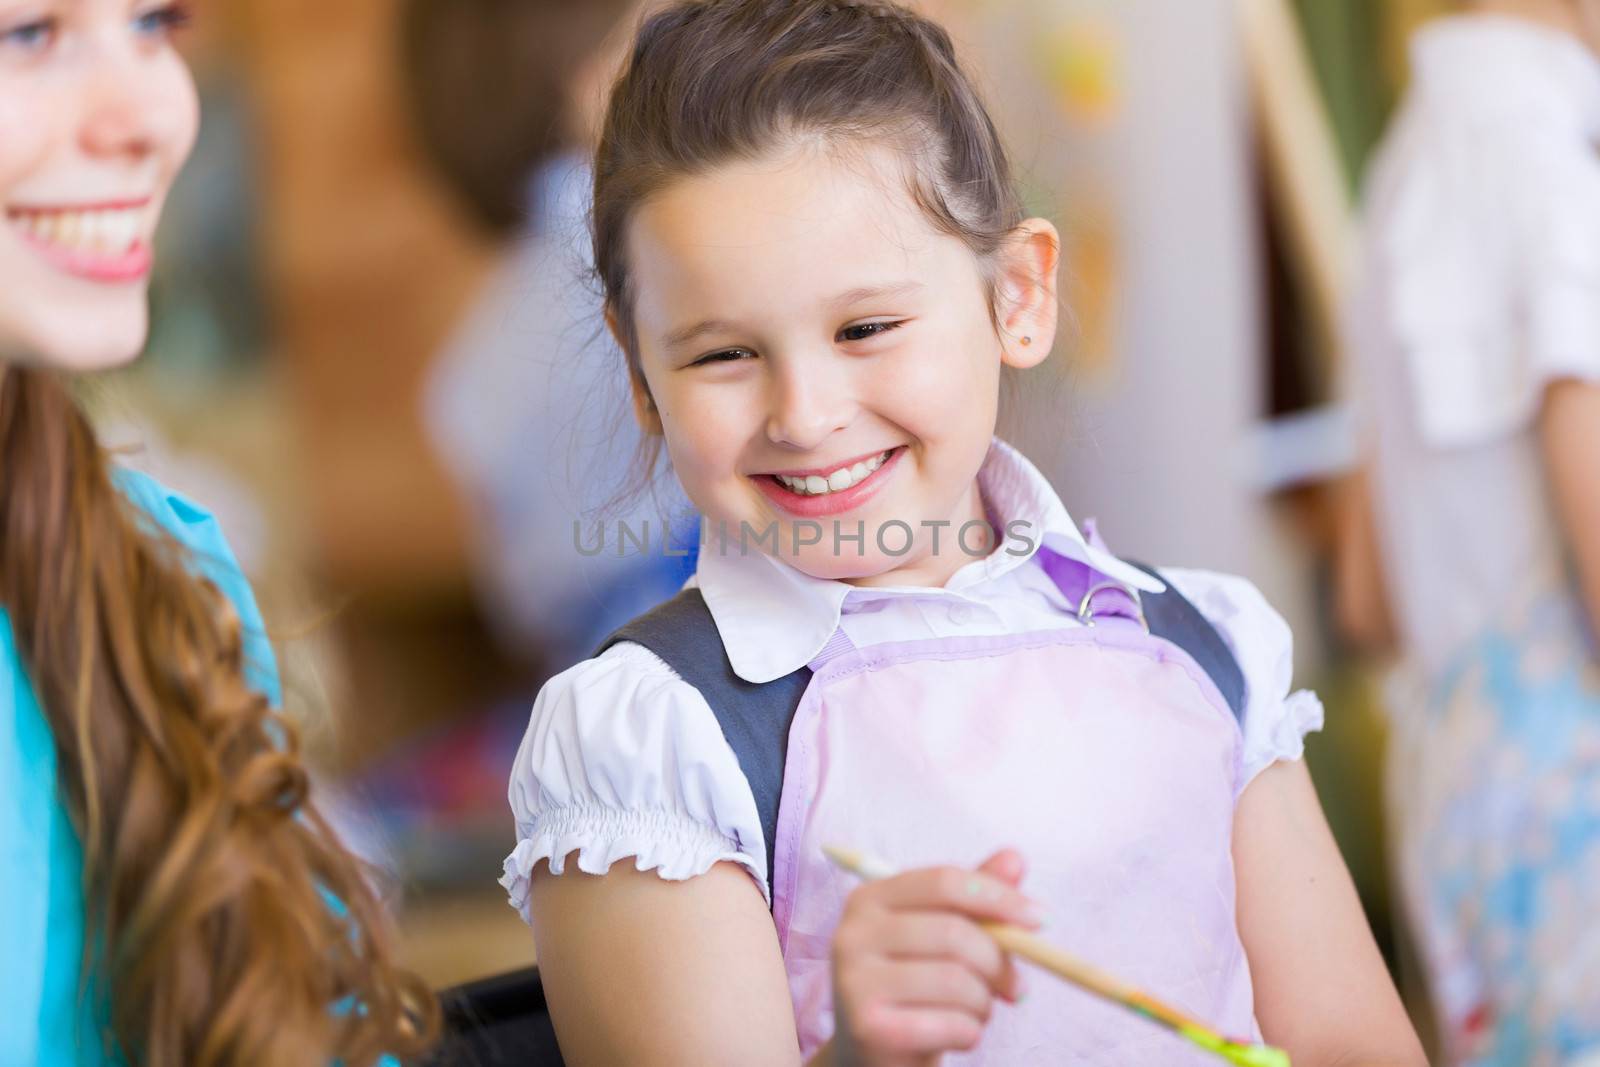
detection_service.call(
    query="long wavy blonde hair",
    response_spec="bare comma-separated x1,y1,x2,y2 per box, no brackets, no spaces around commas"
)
0,364,438,1066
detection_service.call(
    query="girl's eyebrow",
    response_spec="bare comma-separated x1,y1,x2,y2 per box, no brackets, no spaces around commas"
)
661,281,924,351
663,318,739,351
828,281,924,307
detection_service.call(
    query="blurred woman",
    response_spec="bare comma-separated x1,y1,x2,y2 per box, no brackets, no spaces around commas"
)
1347,1,1600,1062
0,1,435,1063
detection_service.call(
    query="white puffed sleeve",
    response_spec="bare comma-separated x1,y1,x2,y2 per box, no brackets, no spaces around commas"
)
499,642,769,923
1382,123,1600,448
1160,568,1325,790
1518,130,1600,389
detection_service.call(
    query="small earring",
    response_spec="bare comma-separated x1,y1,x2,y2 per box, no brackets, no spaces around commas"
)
1020,336,1032,347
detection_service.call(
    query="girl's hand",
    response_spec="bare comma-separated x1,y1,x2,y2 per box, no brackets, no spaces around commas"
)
827,849,1038,1067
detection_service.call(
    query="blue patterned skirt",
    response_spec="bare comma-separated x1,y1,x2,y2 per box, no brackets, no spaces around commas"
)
1390,590,1600,1066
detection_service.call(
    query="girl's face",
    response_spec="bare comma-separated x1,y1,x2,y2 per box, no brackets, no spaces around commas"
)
623,142,1059,587
0,0,197,369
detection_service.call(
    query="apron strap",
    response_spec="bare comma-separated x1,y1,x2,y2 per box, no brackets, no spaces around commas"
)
1128,562,1247,721
1036,545,1246,720
807,626,858,672
1036,547,1148,630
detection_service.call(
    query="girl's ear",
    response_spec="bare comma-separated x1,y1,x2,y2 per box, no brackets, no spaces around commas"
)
994,218,1061,370
607,307,664,435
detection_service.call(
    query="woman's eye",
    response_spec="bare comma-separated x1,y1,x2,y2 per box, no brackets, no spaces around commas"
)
839,320,904,343
0,17,57,54
132,2,192,39
692,348,754,366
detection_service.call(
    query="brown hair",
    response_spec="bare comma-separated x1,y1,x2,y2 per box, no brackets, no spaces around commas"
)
401,0,640,234
0,365,437,1066
592,0,1025,468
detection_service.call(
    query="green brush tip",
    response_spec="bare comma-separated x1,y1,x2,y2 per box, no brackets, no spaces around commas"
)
1224,1045,1292,1067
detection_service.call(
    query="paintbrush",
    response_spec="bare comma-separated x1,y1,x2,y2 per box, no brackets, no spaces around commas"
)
822,845,1291,1067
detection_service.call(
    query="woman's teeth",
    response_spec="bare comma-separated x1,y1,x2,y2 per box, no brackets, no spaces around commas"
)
6,205,153,255
774,450,891,496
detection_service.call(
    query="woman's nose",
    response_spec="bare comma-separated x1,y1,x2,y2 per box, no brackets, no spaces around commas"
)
77,50,191,167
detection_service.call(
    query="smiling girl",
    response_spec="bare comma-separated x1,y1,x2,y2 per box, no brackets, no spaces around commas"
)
0,2,433,1064
502,2,1428,1064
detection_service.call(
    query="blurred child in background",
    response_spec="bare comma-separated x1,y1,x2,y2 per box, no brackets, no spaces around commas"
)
1348,1,1600,1062
405,0,696,674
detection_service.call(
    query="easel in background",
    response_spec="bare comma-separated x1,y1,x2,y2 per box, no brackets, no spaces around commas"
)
1236,0,1461,364
1234,0,1399,643
1237,0,1355,364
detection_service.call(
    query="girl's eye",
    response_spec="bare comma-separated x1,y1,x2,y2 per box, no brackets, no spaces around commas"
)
0,17,58,54
132,2,192,39
839,320,905,343
692,348,754,366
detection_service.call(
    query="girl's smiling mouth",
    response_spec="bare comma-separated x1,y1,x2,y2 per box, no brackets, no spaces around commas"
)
754,446,905,518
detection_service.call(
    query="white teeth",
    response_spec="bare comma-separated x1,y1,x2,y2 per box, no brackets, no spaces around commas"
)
6,205,150,255
94,212,115,251
109,210,140,250
775,450,894,496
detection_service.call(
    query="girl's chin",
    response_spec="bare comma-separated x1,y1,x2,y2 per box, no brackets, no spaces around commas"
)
783,552,905,583
771,537,952,584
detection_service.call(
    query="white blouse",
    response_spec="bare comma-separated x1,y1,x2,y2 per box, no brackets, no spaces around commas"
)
501,440,1325,917
1349,16,1600,680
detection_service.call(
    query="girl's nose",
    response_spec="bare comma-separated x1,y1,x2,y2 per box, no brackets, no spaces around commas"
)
765,358,857,451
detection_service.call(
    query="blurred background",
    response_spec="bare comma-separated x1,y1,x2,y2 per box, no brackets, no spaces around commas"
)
97,0,1459,1041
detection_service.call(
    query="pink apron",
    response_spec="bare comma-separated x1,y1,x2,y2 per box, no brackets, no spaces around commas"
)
771,566,1258,1063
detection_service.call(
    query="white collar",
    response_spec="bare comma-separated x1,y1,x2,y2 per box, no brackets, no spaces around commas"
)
690,438,1165,683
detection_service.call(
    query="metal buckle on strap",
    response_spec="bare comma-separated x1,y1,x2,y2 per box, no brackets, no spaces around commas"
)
1076,580,1150,633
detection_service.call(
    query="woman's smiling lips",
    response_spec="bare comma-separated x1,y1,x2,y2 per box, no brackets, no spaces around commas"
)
753,446,905,518
5,197,157,283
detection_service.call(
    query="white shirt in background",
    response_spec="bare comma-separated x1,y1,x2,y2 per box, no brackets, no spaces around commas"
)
424,154,694,668
1349,15,1600,684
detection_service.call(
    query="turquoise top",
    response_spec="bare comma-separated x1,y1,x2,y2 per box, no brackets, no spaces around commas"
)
0,469,283,1066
